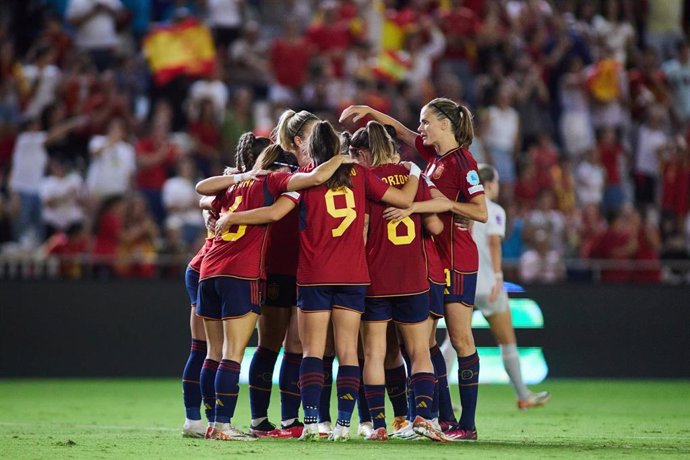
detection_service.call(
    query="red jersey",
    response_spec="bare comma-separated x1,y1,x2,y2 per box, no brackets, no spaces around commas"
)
200,173,297,280
296,164,390,286
366,164,432,296
188,236,213,273
424,233,446,285
135,138,178,190
265,206,299,276
416,135,485,273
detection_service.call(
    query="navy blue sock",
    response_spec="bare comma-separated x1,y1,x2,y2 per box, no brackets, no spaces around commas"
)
214,359,241,424
431,344,457,423
319,355,335,423
279,352,302,422
182,339,206,420
299,357,323,425
458,352,480,430
357,360,371,423
364,384,386,429
200,359,218,423
385,365,408,417
336,365,360,427
249,346,279,419
411,372,436,420
400,346,415,420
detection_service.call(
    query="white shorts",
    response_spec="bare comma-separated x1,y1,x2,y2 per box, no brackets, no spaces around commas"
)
474,290,509,317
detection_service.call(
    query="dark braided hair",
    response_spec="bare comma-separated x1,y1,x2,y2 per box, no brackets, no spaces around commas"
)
235,132,271,172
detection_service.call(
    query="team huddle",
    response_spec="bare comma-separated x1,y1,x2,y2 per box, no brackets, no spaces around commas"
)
180,98,549,443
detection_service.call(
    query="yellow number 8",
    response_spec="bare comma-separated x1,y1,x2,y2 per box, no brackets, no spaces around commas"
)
387,217,415,245
221,196,247,241
325,188,357,237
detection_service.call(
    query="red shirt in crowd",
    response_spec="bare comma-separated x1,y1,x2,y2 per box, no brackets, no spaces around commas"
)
134,138,178,190
270,38,312,88
598,140,624,185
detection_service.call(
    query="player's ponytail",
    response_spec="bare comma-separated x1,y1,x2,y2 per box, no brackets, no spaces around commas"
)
308,120,353,190
366,121,399,167
236,132,270,172
426,97,474,148
274,109,318,153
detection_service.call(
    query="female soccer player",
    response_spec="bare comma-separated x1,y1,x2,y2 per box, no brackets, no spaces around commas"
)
214,121,421,441
470,164,551,410
347,121,453,441
181,136,268,438
195,142,354,441
246,109,320,438
340,98,488,441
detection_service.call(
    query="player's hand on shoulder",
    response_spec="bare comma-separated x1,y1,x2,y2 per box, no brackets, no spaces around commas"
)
248,169,269,179
383,205,413,222
223,166,239,176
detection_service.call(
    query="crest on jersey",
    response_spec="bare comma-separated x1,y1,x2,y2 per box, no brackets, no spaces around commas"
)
432,165,445,180
466,170,480,186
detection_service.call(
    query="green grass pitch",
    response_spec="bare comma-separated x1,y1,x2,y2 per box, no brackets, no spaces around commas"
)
0,380,688,459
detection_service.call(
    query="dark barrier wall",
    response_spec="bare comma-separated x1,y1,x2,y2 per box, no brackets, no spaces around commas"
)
1,280,689,377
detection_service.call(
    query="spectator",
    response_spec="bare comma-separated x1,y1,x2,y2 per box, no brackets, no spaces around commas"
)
524,190,566,255
659,137,690,227
512,55,552,148
591,206,638,282
41,223,90,279
38,157,85,238
22,45,61,120
574,147,605,208
628,47,670,123
519,229,566,283
162,157,203,247
229,20,270,95
645,0,685,60
269,18,312,104
91,195,125,278
559,55,594,157
86,117,136,202
206,0,244,52
8,117,48,247
134,118,178,225
221,87,254,159
632,208,662,283
115,193,158,278
513,159,540,211
592,0,635,65
403,16,446,104
66,0,125,71
187,98,220,175
482,85,520,200
598,126,627,213
662,40,690,126
187,63,228,125
634,105,668,207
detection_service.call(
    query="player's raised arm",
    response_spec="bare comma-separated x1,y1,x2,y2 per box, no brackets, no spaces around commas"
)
339,105,418,148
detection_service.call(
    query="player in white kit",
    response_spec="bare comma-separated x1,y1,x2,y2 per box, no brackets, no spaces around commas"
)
471,164,550,410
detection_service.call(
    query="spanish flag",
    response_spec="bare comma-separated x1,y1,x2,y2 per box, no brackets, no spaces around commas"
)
373,49,411,84
143,19,216,86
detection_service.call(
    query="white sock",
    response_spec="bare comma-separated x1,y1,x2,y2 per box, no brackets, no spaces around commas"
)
500,344,530,400
251,416,267,427
281,418,296,427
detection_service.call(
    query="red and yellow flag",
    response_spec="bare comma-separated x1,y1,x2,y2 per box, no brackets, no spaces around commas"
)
143,19,216,86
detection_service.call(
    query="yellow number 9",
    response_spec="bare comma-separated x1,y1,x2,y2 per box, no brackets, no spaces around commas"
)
221,196,247,241
387,217,415,245
325,188,357,237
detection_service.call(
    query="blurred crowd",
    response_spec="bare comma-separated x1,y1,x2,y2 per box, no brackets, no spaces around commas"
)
1,0,690,283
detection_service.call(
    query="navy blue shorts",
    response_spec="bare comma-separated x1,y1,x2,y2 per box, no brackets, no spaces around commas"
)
185,266,200,307
197,277,263,320
363,292,429,324
297,285,367,313
428,282,445,318
265,273,297,308
444,271,477,307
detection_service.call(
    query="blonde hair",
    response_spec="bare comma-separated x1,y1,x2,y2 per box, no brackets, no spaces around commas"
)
274,109,318,153
349,122,399,166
